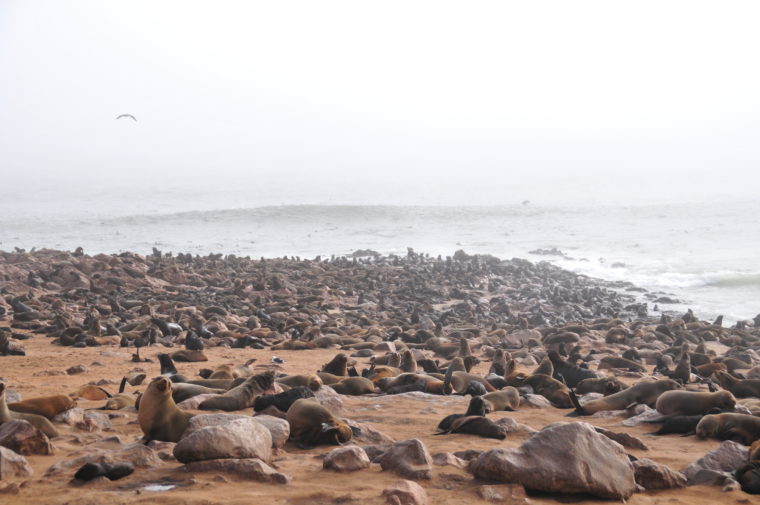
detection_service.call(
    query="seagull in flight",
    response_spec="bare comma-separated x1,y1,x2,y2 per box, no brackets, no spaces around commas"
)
116,114,137,121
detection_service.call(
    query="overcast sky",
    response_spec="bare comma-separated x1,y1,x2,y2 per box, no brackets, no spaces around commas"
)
1,1,758,204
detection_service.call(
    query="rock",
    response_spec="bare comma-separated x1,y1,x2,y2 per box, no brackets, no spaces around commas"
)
363,445,387,462
493,418,537,435
0,447,33,479
66,365,87,375
0,420,54,455
468,422,636,500
314,386,343,414
52,408,85,425
477,484,528,503
347,420,395,446
181,458,289,484
176,394,220,410
382,479,429,505
4,389,20,403
173,418,272,463
633,458,687,490
594,427,648,450
432,452,467,469
454,449,482,461
621,405,661,426
46,442,162,476
251,415,289,449
520,394,551,409
183,414,288,449
323,445,370,472
681,441,748,485
146,440,176,461
379,439,433,480
76,411,112,432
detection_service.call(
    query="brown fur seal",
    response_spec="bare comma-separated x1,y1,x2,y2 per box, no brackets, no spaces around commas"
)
276,374,323,391
481,388,520,412
655,390,735,416
316,372,344,385
0,383,59,438
696,413,760,445
171,349,208,362
517,374,573,408
209,364,234,380
713,371,760,398
102,377,135,410
286,398,352,448
329,377,377,395
8,394,75,419
321,353,348,376
569,379,681,416
399,350,418,373
199,371,274,411
449,372,496,394
137,376,194,443
533,357,554,377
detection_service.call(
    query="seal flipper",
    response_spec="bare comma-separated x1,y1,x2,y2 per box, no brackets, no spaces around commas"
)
566,388,587,417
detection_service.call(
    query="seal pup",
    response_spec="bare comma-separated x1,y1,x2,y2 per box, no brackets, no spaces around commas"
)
137,376,195,443
481,388,521,412
0,383,59,438
655,390,736,417
286,398,352,448
329,377,377,395
198,371,274,411
696,413,760,445
568,378,681,416
102,377,135,410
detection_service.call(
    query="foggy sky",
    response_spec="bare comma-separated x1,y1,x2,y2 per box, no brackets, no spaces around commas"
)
1,1,759,205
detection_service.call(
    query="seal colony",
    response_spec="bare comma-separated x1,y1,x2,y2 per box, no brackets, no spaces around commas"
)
0,247,759,503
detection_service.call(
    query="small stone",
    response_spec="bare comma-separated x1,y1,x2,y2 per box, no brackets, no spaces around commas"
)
633,458,687,490
379,439,432,480
382,479,429,505
432,452,466,469
53,408,85,426
323,445,370,472
477,484,527,503
66,365,87,375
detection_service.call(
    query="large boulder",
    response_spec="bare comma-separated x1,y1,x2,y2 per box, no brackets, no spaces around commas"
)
183,414,288,449
468,422,636,500
173,418,271,463
681,441,748,486
323,445,370,472
250,415,289,449
379,439,432,480
0,447,32,479
0,420,54,455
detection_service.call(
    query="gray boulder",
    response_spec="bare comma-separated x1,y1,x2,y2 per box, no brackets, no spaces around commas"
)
0,420,54,455
323,445,370,472
379,439,432,480
382,479,429,505
181,458,289,484
173,418,271,463
633,458,687,490
681,441,748,486
468,422,636,500
0,447,32,479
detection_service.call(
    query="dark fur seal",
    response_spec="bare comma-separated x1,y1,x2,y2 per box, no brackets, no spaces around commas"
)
440,415,507,439
321,353,348,376
548,350,597,387
137,376,195,443
437,396,488,432
713,371,760,398
198,371,274,411
254,386,314,413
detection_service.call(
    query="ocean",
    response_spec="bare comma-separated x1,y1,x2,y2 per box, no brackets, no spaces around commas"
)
1,183,757,325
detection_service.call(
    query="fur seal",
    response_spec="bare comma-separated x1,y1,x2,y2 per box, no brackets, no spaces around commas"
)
276,374,323,391
0,383,59,438
75,461,134,481
286,398,352,448
321,353,348,376
575,377,626,396
519,374,573,408
170,383,226,404
439,415,507,440
737,440,760,493
8,394,75,419
548,350,597,387
254,386,315,413
102,377,135,410
437,396,488,432
696,413,760,445
198,371,274,411
569,379,681,416
171,349,208,362
137,376,195,443
655,390,736,417
713,371,760,398
481,388,520,412
329,377,377,395
647,414,705,436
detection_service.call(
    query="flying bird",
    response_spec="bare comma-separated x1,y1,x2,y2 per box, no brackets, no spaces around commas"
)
116,114,137,121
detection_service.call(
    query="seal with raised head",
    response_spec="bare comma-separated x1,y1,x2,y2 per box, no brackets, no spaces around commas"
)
321,353,348,376
198,371,274,411
0,382,59,438
696,413,760,445
137,376,195,443
569,378,681,416
655,390,735,417
713,371,760,398
286,398,352,448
